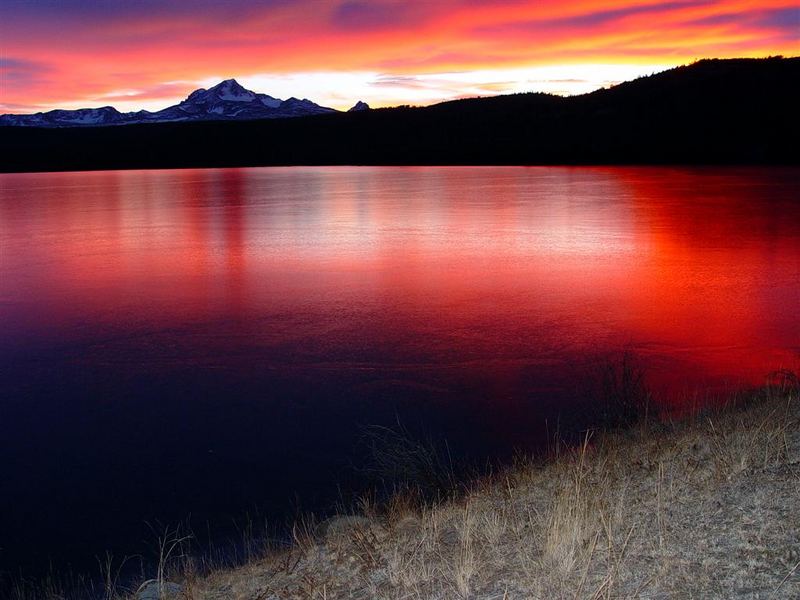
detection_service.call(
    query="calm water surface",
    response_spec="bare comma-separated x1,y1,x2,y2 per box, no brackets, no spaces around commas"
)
1,166,798,576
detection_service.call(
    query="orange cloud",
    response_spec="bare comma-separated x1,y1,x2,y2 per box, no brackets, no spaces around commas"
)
1,1,797,112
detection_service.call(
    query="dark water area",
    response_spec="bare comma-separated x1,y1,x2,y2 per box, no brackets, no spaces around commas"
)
1,166,798,582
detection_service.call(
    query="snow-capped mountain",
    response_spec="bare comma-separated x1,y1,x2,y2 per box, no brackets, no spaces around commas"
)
0,106,127,127
0,79,339,127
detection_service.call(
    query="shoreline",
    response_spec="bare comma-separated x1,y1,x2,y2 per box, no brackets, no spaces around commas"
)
43,383,796,600
6,379,799,599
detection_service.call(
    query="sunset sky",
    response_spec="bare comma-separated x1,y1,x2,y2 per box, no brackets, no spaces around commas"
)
1,0,797,113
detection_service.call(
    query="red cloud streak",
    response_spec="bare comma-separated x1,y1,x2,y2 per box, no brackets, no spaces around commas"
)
1,0,797,111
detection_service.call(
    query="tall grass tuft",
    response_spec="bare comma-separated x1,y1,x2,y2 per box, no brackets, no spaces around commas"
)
361,419,459,500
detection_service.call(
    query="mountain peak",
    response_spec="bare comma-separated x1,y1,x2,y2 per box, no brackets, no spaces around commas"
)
212,78,246,91
348,101,370,112
202,79,256,102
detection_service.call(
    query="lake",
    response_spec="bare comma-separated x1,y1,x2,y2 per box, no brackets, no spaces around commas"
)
1,166,798,579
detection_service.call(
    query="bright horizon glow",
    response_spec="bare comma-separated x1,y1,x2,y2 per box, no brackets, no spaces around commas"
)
70,63,675,113
1,0,797,113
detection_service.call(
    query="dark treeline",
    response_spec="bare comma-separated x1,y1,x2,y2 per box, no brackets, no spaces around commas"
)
1,57,798,173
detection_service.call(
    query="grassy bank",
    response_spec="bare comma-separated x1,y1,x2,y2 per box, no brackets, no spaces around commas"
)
12,384,799,599
99,384,798,600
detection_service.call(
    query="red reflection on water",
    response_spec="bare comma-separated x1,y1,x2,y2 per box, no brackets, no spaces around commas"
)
615,167,800,398
1,167,798,408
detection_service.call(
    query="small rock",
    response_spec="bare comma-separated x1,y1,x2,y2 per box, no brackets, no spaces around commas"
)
392,515,422,538
136,580,182,600
438,524,460,546
316,515,375,542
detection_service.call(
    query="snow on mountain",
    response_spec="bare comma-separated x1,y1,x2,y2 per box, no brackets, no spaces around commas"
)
143,79,337,123
216,79,256,101
0,106,126,127
260,97,281,109
0,80,340,127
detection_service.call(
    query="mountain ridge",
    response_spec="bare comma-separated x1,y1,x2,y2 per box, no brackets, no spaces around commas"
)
0,79,337,127
1,57,797,171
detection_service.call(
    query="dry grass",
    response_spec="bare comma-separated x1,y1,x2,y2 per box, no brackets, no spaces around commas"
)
93,385,799,600
13,386,799,599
